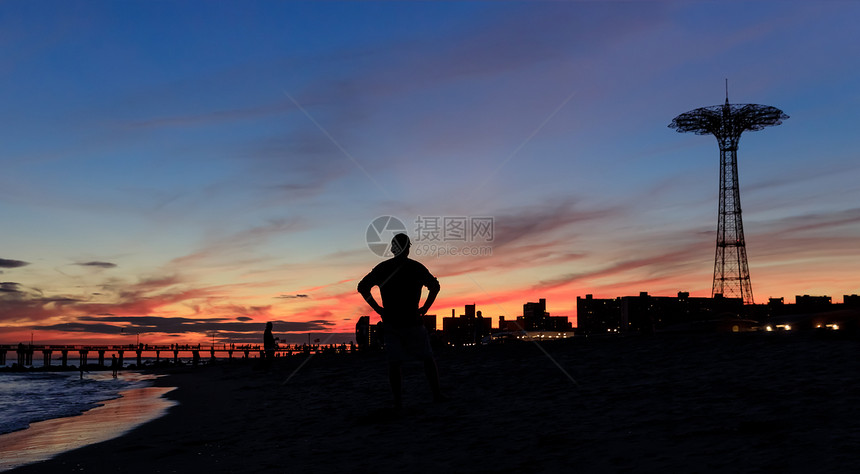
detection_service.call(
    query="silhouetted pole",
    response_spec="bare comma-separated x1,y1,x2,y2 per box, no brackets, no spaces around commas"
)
670,88,788,304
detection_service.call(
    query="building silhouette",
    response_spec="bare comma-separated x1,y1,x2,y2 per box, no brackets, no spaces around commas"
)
421,314,437,332
497,316,523,332
795,295,832,313
442,304,491,346
493,299,573,337
354,315,383,351
521,298,572,332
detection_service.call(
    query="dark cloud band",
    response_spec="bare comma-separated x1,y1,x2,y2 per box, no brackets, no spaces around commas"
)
0,259,29,269
76,261,118,269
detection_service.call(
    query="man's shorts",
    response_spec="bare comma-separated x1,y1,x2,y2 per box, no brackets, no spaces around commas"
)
384,325,433,363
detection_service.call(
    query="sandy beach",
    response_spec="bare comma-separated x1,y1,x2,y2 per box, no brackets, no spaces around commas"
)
8,331,860,473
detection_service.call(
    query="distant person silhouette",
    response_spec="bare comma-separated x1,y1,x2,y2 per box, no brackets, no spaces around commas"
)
263,322,278,366
358,233,444,409
111,354,118,378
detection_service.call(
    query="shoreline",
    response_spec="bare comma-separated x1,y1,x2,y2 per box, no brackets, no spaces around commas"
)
8,333,860,473
0,383,176,472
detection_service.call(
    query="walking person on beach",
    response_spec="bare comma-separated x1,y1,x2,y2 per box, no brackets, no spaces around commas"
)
111,354,118,378
358,233,445,409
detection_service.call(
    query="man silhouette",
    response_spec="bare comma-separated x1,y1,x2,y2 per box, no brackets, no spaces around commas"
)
358,233,444,409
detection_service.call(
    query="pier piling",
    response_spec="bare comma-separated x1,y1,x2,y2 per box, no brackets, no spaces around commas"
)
16,344,33,366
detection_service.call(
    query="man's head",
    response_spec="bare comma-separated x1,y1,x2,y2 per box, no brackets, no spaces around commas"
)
390,233,411,257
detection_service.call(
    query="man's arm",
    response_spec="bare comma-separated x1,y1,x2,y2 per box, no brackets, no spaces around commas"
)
360,290,385,319
418,276,440,316
357,272,385,319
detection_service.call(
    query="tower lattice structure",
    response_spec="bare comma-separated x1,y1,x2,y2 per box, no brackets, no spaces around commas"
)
670,93,788,304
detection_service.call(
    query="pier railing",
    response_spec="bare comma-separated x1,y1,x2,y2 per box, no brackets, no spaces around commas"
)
0,342,355,368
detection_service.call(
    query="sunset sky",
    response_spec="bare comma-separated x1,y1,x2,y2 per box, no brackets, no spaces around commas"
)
2,1,859,345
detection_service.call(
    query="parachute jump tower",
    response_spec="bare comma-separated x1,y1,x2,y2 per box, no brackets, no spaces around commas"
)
669,86,788,304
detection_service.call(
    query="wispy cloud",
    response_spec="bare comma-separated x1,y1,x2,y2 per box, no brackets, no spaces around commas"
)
421,199,620,279
746,208,860,264
757,208,860,235
237,133,352,201
534,241,709,292
492,199,621,248
169,218,306,268
123,100,295,130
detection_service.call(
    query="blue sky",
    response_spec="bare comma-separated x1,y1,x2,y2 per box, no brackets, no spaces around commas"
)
1,1,859,344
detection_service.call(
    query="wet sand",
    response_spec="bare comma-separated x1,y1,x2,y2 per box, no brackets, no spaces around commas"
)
8,332,860,473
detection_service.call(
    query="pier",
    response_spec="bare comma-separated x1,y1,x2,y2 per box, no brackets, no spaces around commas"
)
0,342,355,369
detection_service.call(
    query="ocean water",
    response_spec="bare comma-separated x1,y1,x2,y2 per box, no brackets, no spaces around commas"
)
0,371,157,436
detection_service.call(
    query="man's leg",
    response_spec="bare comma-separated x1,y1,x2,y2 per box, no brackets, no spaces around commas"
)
423,357,444,401
388,361,403,409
